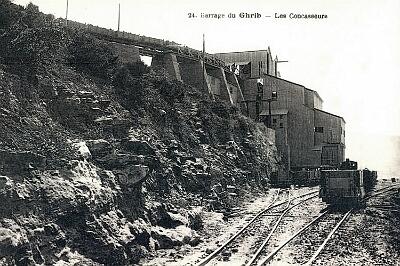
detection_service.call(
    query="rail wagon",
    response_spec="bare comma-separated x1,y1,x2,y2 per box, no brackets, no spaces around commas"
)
270,169,292,187
363,168,378,192
292,168,320,186
319,169,365,205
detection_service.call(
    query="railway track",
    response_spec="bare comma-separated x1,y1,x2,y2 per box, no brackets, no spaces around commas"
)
194,184,399,266
245,193,320,266
365,183,400,201
195,188,319,266
254,184,400,266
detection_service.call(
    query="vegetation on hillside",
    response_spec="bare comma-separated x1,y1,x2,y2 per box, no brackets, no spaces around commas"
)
0,1,282,265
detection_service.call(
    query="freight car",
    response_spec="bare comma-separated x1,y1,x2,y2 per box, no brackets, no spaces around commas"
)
319,159,378,206
362,168,378,192
270,169,292,187
291,168,320,186
319,169,365,206
338,159,378,191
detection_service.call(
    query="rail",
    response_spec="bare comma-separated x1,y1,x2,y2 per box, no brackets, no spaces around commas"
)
256,210,329,265
303,209,352,266
364,184,400,201
257,184,400,266
246,193,319,266
195,189,319,266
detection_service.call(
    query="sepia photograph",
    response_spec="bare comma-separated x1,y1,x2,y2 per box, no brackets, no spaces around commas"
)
0,0,399,265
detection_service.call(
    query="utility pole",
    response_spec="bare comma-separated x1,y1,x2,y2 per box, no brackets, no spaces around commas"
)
274,56,288,76
202,33,205,92
242,93,277,126
117,3,121,32
65,0,69,26
266,98,273,127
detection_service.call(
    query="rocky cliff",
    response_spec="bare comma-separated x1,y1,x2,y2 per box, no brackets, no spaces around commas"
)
0,1,282,265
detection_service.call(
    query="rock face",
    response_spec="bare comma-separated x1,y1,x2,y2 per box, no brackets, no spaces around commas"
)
0,150,46,174
0,2,283,265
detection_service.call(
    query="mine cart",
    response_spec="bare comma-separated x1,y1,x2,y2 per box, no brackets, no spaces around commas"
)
319,170,365,206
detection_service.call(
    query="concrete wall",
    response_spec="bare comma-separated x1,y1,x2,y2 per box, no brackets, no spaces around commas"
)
304,88,315,108
162,56,245,108
206,67,233,105
214,50,344,170
178,58,212,96
152,53,182,81
228,84,238,106
207,75,222,97
110,43,140,64
270,113,288,129
225,71,243,107
100,29,247,110
241,79,262,119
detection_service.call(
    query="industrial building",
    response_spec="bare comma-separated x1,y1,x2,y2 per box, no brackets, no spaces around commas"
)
215,48,280,78
215,49,345,178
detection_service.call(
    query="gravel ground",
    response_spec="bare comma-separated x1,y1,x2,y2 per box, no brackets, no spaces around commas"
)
207,189,292,266
260,195,327,265
141,187,318,265
141,188,283,265
141,181,400,265
314,180,400,266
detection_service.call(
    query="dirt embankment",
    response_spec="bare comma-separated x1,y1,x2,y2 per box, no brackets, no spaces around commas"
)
0,1,282,265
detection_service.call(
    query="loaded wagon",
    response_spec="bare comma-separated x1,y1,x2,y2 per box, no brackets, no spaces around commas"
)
319,169,365,205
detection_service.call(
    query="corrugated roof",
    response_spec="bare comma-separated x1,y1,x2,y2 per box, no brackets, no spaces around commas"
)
314,108,345,123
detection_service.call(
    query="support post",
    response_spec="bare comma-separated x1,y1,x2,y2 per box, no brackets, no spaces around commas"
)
202,34,206,93
65,0,69,26
267,99,272,127
117,3,121,32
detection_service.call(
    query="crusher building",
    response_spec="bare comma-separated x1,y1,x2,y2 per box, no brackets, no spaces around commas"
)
215,48,345,181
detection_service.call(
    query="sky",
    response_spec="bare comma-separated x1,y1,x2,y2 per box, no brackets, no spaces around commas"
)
14,0,400,177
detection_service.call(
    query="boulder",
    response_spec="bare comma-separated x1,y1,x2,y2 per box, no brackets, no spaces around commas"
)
77,90,95,98
0,175,10,189
0,220,30,262
86,139,113,158
121,138,155,156
187,208,203,230
151,229,182,250
206,247,214,254
167,140,180,150
117,164,148,186
57,86,74,98
148,204,185,229
72,142,91,159
125,243,148,264
185,235,201,247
